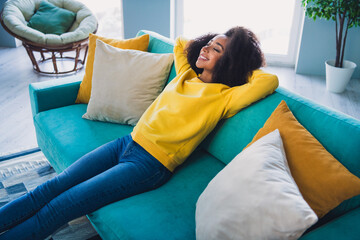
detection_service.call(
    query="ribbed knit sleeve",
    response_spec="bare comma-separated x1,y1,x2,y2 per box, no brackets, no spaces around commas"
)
174,37,192,75
224,69,279,118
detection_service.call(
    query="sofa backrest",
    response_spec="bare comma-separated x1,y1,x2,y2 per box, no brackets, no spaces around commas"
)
201,87,360,173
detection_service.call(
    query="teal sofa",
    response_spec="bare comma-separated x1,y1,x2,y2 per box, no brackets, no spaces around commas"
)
29,30,360,240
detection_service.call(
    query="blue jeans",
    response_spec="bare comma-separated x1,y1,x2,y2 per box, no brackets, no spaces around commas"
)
0,135,172,240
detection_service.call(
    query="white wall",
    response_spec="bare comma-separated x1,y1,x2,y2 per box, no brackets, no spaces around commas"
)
296,17,360,78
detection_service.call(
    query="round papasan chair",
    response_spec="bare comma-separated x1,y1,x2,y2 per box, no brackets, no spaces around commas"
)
0,0,98,74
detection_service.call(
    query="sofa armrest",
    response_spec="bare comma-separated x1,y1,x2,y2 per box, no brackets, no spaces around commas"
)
29,76,82,116
300,207,360,240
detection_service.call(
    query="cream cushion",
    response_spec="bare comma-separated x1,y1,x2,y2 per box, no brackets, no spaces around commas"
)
83,39,174,126
196,130,318,240
1,0,97,46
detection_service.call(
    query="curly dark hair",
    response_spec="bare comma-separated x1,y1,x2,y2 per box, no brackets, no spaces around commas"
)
185,26,265,87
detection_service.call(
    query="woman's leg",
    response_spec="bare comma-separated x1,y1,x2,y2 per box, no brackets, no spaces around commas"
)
0,140,172,240
0,135,132,233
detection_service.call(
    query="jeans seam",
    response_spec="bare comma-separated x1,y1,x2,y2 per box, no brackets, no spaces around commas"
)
0,196,40,230
43,191,108,229
0,210,36,229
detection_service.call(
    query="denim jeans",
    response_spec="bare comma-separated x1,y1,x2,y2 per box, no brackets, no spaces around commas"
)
0,134,172,240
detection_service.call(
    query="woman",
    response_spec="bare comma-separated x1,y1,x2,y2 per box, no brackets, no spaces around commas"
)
0,26,278,239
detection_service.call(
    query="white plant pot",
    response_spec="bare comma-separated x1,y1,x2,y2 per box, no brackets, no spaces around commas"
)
325,60,357,93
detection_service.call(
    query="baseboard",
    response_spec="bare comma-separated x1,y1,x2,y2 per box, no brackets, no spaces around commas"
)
0,147,41,162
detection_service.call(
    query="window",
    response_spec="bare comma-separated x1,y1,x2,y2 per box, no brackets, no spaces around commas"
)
78,0,123,39
172,0,304,66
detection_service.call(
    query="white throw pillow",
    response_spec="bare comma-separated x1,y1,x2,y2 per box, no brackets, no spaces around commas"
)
196,129,318,240
83,39,174,126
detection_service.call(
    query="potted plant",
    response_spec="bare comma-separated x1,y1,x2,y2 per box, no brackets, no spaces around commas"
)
301,0,360,93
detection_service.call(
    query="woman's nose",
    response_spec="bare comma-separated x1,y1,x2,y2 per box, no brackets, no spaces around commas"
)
202,45,209,52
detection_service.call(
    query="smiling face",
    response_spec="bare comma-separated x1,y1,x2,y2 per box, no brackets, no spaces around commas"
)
195,34,228,74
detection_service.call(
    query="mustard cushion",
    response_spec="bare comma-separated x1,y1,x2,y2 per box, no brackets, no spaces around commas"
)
75,33,150,103
247,100,360,218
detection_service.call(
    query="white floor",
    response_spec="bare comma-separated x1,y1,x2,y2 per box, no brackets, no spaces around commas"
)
265,65,360,119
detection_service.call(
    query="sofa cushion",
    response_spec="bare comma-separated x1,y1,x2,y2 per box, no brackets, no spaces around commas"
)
33,104,133,172
75,33,150,104
136,30,177,85
87,149,225,240
83,40,173,126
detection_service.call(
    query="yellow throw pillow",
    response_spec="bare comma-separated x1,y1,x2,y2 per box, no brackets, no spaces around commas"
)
75,33,150,103
247,100,360,218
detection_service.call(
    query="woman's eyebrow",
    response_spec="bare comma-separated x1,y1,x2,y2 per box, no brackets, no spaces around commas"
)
215,42,224,50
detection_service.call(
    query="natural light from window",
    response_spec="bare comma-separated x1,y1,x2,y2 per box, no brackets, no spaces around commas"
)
78,0,123,39
182,0,300,64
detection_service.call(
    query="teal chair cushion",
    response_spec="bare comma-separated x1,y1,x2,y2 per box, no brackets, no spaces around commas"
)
27,0,75,35
1,0,97,46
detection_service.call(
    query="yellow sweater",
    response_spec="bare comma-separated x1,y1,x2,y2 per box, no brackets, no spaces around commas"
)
131,37,279,172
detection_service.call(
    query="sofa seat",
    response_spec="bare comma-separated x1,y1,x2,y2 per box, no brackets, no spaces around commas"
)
32,87,360,240
33,104,133,172
33,102,227,240
88,150,225,240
